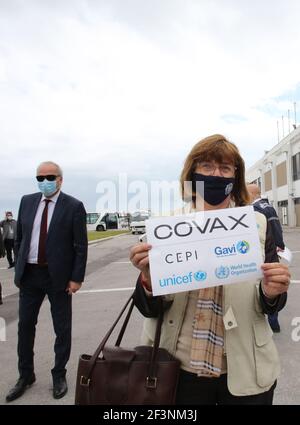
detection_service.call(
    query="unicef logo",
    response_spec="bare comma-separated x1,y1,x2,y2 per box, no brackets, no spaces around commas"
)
215,266,230,279
225,183,233,195
236,240,250,254
194,271,207,281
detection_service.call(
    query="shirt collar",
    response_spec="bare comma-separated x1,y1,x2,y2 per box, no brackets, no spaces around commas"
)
252,197,262,204
41,190,61,204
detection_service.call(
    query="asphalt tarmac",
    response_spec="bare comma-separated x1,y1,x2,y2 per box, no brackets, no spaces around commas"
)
0,230,299,405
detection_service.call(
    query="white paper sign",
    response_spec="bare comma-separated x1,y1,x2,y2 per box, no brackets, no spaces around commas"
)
146,206,264,296
277,246,292,264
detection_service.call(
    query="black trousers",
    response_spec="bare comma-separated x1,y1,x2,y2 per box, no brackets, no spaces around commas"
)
176,369,276,405
18,265,72,381
4,239,15,266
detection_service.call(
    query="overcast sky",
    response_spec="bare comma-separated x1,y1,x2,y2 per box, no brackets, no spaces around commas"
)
1,0,300,216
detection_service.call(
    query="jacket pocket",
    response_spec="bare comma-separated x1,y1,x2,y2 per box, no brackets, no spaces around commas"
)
253,320,280,388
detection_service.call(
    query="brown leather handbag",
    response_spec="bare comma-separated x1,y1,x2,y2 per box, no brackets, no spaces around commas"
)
74,293,181,405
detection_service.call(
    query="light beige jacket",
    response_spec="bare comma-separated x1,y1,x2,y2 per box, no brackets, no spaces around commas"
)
140,212,280,396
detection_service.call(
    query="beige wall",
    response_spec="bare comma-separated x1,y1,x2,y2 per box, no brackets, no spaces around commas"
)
296,204,300,227
276,161,287,187
264,170,272,192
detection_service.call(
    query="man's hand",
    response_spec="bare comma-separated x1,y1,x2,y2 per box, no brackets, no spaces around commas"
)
66,281,82,295
261,263,290,299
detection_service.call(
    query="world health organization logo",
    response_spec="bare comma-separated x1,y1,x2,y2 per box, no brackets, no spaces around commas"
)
215,266,230,279
236,240,250,254
194,271,207,281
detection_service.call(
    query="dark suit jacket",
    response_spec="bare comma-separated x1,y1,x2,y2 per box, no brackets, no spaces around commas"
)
15,191,88,290
0,228,5,258
253,199,285,250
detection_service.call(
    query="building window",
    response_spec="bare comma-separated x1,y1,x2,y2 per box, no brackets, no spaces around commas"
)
257,177,261,189
264,170,272,192
292,152,300,181
276,161,287,187
278,200,288,226
86,213,100,224
295,198,300,227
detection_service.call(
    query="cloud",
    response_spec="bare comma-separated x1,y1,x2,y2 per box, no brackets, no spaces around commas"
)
1,0,300,216
221,115,248,124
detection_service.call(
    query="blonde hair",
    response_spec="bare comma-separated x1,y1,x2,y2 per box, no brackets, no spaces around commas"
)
180,134,250,206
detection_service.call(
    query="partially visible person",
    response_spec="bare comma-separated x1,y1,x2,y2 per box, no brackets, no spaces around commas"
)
247,183,285,333
247,184,285,250
6,161,88,402
0,212,17,269
0,228,5,304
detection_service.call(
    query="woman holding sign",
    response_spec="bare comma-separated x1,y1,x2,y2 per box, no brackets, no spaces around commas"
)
130,134,290,405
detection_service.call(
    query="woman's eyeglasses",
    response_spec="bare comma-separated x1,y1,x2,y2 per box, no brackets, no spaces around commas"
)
36,175,59,182
197,162,236,177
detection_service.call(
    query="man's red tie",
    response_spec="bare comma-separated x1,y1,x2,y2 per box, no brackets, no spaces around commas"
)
37,199,51,265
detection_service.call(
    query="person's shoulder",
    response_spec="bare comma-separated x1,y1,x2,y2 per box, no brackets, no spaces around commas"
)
254,210,266,220
252,200,264,212
21,192,42,203
254,210,267,229
60,192,84,207
254,199,271,211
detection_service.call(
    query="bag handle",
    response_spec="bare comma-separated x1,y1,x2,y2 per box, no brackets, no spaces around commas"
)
115,295,135,346
90,294,134,364
80,291,164,389
116,295,164,386
146,297,163,387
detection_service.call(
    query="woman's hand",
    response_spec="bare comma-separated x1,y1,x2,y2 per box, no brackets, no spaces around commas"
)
261,263,290,299
130,242,152,289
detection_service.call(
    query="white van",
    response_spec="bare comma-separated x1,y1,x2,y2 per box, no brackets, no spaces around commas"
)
130,210,150,234
86,212,126,231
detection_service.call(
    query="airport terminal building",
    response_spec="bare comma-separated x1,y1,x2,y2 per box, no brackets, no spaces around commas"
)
246,125,300,227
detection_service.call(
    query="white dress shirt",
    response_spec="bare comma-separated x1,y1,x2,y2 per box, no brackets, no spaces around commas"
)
27,191,61,264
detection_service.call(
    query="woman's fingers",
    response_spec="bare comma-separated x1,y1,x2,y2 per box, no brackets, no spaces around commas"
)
262,267,289,276
262,262,291,297
264,280,289,289
130,243,152,259
262,263,290,280
130,243,152,270
261,262,289,271
264,276,290,286
131,252,149,267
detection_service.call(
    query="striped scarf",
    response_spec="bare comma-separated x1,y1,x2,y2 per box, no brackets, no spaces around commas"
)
190,286,224,377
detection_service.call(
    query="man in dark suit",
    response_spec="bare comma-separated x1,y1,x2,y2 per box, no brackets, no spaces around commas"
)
0,211,17,268
6,161,88,402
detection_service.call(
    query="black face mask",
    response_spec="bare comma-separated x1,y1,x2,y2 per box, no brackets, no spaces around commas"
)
192,172,235,206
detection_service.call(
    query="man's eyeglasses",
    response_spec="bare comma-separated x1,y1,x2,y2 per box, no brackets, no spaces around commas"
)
197,162,236,177
36,175,59,182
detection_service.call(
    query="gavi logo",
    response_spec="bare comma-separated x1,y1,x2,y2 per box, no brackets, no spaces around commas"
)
215,240,250,257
